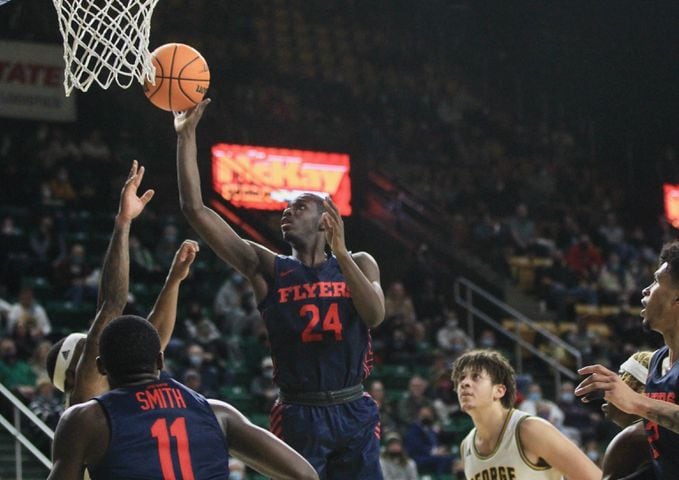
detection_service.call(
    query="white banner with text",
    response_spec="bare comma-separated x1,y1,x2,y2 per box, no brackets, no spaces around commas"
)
0,40,75,122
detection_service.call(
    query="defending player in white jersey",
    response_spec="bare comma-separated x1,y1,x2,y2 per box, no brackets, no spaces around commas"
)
452,350,600,480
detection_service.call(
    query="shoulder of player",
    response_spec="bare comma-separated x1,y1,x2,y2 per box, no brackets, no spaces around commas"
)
350,251,380,271
603,421,645,458
207,398,240,423
517,415,559,448
60,399,105,429
243,240,276,270
350,251,375,262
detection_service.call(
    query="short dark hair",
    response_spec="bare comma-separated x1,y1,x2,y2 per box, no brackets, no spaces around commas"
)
99,315,160,379
451,349,516,409
660,241,679,286
46,337,66,382
297,192,325,215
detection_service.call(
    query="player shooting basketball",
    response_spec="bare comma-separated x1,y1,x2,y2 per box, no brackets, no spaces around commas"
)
174,99,386,479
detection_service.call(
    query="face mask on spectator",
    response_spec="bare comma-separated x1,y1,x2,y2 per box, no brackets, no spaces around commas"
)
527,392,542,402
559,392,574,403
586,450,600,463
189,355,202,367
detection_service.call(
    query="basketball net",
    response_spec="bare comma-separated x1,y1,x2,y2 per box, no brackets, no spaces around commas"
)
51,0,160,96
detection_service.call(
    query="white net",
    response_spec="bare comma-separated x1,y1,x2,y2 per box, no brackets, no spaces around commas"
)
52,0,160,96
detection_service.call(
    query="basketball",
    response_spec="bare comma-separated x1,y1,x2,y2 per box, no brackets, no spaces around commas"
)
143,43,210,112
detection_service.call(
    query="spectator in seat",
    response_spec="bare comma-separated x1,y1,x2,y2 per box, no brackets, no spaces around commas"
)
367,379,398,435
519,383,565,427
597,252,636,305
7,286,51,339
565,235,603,280
29,376,64,430
28,215,64,277
436,310,474,358
0,337,36,398
403,405,454,475
384,281,417,324
52,243,96,305
250,356,279,412
397,375,434,426
380,431,419,480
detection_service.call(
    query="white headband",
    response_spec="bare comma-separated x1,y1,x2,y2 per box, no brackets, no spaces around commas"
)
52,333,86,392
619,356,648,385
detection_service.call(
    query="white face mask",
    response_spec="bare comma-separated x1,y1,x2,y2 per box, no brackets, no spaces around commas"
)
229,473,243,480
586,450,600,463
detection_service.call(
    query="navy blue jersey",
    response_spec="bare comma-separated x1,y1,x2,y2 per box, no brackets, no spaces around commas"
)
643,346,679,478
89,376,229,480
258,254,373,392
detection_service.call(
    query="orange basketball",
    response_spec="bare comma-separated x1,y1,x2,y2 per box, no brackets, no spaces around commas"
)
143,43,210,112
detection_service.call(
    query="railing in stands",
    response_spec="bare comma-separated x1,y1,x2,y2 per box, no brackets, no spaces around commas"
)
454,277,582,396
0,383,53,479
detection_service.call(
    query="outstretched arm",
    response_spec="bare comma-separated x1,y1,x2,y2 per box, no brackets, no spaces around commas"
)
71,161,153,404
519,417,601,480
576,364,679,434
322,196,385,327
174,99,273,285
209,399,318,480
147,239,199,349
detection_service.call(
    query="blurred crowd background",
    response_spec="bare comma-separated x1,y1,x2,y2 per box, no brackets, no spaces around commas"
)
1,1,677,478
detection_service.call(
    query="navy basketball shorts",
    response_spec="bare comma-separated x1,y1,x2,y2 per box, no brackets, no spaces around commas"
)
270,394,383,480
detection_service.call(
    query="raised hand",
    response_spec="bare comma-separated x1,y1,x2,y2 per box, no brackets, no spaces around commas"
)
575,364,639,413
173,98,211,135
167,239,200,283
322,196,348,257
118,160,154,223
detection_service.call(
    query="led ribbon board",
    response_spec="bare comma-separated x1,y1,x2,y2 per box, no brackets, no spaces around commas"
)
664,184,679,228
212,144,352,215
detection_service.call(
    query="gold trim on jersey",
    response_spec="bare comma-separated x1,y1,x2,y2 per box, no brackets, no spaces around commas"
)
515,415,552,471
472,408,514,460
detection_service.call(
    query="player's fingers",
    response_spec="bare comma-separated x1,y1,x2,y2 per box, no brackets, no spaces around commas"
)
127,159,138,179
195,98,211,118
577,364,610,376
323,197,340,216
323,212,337,230
132,165,146,187
140,189,155,205
181,239,198,249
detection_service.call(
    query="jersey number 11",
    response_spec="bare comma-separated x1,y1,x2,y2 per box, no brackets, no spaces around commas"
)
151,417,196,480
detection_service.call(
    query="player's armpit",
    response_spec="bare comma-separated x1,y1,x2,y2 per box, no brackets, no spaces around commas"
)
209,400,318,480
48,402,104,480
519,417,601,480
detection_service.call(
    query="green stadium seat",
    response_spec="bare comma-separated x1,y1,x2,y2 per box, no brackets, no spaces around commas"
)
220,385,254,412
46,301,95,332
